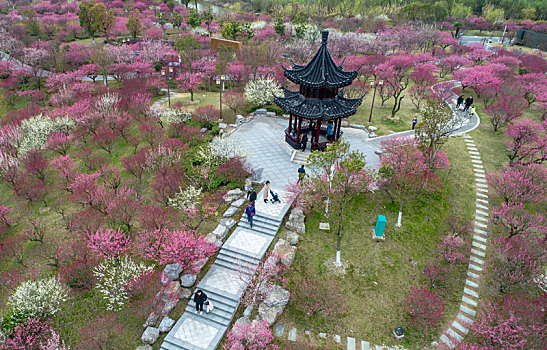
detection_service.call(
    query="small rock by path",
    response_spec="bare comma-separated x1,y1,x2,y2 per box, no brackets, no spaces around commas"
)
288,327,297,341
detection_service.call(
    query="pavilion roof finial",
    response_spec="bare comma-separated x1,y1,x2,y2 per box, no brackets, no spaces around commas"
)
321,30,329,45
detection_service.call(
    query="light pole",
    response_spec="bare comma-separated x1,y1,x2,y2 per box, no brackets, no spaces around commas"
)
368,80,383,123
161,67,174,107
216,75,226,121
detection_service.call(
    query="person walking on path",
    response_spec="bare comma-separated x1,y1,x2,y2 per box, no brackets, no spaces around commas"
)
245,202,255,228
297,165,306,184
300,133,308,152
194,290,207,315
263,181,270,203
246,187,257,206
463,96,473,111
469,105,476,118
412,117,418,130
456,95,464,109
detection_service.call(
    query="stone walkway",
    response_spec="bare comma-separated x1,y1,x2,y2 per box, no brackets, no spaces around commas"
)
160,189,292,350
438,134,489,349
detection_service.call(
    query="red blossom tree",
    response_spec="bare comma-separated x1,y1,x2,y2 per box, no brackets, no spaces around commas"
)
87,228,131,259
485,96,527,132
135,228,217,273
223,90,246,116
505,118,547,165
177,72,203,101
403,286,445,338
223,320,278,350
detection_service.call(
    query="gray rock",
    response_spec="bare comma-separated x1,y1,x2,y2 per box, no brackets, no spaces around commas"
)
224,188,244,202
229,123,238,128
272,239,297,267
180,274,196,288
288,208,305,223
341,121,349,127
350,124,366,130
220,218,237,229
255,108,267,114
231,198,245,208
245,178,252,191
368,132,377,138
161,281,180,302
367,126,378,132
334,334,341,343
211,224,228,240
160,271,171,285
243,304,253,317
236,115,245,124
286,220,305,234
161,299,178,315
223,206,238,218
319,332,327,339
158,317,175,333
232,316,252,337
264,285,290,307
374,149,383,155
251,167,264,182
179,287,192,299
219,122,227,129
274,323,284,337
163,263,182,280
135,346,153,350
200,127,208,134
286,231,299,246
266,111,276,117
205,233,223,248
257,302,284,327
305,330,311,336
288,327,297,341
141,327,160,345
143,312,159,328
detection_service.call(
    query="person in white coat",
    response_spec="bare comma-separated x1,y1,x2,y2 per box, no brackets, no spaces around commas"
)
205,300,214,314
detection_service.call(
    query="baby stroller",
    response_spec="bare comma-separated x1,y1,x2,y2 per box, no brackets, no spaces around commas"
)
270,190,281,203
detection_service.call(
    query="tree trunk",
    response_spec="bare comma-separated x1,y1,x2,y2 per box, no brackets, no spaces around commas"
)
335,206,343,266
391,95,404,118
396,201,403,227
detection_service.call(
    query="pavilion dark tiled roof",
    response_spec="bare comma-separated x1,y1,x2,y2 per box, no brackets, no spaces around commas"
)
274,87,363,120
282,30,359,88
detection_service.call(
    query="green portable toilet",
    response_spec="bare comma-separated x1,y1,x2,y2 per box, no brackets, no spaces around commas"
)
375,215,387,239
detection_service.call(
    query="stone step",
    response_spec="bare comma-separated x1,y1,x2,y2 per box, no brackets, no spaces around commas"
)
470,256,484,266
471,248,486,257
476,203,488,210
464,287,479,298
237,221,278,236
184,303,233,326
361,341,370,350
194,284,240,308
186,292,237,317
472,241,487,250
467,270,479,279
215,256,257,276
164,313,228,349
218,248,262,267
161,336,196,350
476,192,488,199
241,213,282,226
440,334,456,349
466,279,479,288
474,228,487,235
447,327,464,341
460,303,477,317
462,295,478,307
457,313,473,326
476,198,489,204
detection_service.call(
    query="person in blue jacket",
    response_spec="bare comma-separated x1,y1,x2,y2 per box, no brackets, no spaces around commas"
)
245,202,255,228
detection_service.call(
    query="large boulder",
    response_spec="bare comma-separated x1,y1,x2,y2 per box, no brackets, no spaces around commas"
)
161,299,178,315
231,198,245,208
272,239,297,267
180,274,197,288
205,233,223,248
160,271,171,286
161,281,180,302
286,231,299,246
251,167,264,182
223,206,238,218
236,115,245,124
220,218,237,229
224,188,244,202
158,317,175,333
141,327,160,345
179,287,192,300
211,224,228,240
163,263,182,280
285,209,305,234
143,312,160,328
257,302,284,327
263,285,290,307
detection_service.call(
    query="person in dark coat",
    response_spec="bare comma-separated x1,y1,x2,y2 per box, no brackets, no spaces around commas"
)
297,165,306,183
246,187,257,205
412,117,418,130
456,95,464,109
463,96,473,111
245,203,255,228
194,290,207,315
300,133,308,152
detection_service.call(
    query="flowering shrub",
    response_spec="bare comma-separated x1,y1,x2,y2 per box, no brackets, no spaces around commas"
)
215,158,250,186
0,318,53,350
194,105,220,126
149,104,192,125
87,228,131,259
18,114,75,155
403,286,445,338
93,256,153,311
8,277,68,318
144,143,185,171
197,136,249,167
223,319,278,350
169,185,203,211
244,76,282,106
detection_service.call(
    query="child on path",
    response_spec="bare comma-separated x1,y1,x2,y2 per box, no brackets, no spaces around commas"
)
205,300,214,314
263,181,270,203
469,105,476,118
194,290,207,315
245,203,255,228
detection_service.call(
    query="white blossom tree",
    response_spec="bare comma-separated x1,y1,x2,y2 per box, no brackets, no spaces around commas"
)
8,277,68,318
244,76,283,107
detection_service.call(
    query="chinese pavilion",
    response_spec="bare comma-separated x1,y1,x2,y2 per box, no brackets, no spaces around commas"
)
274,30,364,151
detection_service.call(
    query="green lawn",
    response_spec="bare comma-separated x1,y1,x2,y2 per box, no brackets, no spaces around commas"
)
274,136,475,349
